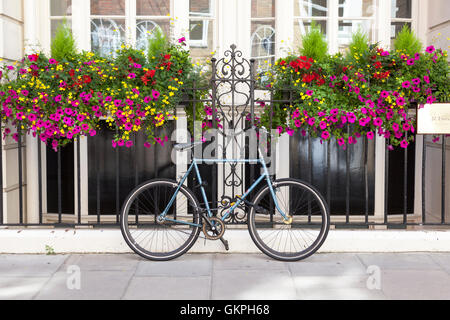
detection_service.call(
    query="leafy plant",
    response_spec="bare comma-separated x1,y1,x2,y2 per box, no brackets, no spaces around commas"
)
147,28,168,62
394,24,422,57
299,21,328,62
50,19,77,61
347,28,369,60
45,245,55,255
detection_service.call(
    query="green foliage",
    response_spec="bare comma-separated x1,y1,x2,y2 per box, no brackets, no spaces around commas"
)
50,19,77,61
147,28,168,62
394,24,422,57
299,22,328,62
45,245,55,255
347,28,369,60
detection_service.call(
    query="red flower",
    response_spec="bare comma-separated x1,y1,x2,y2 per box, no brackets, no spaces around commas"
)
163,54,171,60
83,75,92,84
279,60,286,66
69,69,75,77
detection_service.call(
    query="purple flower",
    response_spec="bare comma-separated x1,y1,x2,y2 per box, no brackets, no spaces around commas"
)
426,46,435,54
396,97,406,106
400,140,408,148
321,131,330,140
152,89,160,100
402,81,411,89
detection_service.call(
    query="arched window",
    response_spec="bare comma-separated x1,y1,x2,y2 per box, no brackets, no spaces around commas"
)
251,0,275,73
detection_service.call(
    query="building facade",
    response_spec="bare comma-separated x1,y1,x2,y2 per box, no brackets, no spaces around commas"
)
0,0,449,227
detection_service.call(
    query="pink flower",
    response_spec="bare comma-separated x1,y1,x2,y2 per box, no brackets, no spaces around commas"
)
400,140,408,148
426,46,435,54
396,97,405,106
423,75,430,84
367,131,375,140
89,129,96,137
125,140,133,148
321,131,330,140
152,89,160,100
406,59,415,66
127,73,136,79
402,81,411,89
305,90,313,96
144,96,152,103
49,58,57,64
337,138,345,146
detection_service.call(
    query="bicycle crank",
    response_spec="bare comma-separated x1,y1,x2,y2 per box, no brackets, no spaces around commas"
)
202,217,225,240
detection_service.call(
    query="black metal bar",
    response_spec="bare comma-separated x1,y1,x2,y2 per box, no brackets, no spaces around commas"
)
96,142,100,224
384,140,389,224
365,136,369,224
77,138,81,225
17,127,23,224
134,133,139,224
345,125,350,224
327,139,331,211
57,148,62,224
308,132,312,223
210,62,218,214
0,121,3,225
115,128,120,224
403,132,408,224
38,138,42,224
422,136,426,224
442,135,446,224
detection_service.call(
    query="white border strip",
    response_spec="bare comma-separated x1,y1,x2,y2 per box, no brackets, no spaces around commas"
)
0,229,449,254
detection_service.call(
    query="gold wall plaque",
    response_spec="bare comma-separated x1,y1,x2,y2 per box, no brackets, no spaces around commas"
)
417,103,450,134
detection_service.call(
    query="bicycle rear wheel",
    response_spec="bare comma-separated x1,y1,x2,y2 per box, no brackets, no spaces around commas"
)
248,178,330,261
120,179,201,261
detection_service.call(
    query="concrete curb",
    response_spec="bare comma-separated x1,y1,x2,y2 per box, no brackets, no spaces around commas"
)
1,229,450,254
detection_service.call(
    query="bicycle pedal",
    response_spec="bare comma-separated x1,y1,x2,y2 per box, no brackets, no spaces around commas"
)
220,238,229,251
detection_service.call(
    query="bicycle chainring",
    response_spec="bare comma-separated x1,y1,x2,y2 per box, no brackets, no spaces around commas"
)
202,217,225,240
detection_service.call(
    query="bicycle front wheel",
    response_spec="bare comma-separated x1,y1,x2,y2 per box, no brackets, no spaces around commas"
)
120,179,201,261
248,179,330,261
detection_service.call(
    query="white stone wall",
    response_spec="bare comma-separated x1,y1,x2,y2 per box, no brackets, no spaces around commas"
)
422,0,450,223
0,0,26,223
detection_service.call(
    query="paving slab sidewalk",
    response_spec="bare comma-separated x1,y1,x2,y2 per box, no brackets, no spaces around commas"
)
0,253,449,300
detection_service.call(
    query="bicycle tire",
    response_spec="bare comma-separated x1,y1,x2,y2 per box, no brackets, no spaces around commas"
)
248,178,330,261
120,179,201,261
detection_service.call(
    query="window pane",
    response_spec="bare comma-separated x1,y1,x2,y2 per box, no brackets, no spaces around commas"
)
189,20,214,61
91,0,125,15
338,0,375,18
91,18,125,56
391,0,412,18
251,21,275,58
51,19,72,40
294,0,328,17
51,0,72,16
252,0,275,18
190,0,212,16
136,20,170,53
137,0,170,16
338,20,373,52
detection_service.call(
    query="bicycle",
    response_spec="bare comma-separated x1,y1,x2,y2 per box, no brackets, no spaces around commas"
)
120,131,330,261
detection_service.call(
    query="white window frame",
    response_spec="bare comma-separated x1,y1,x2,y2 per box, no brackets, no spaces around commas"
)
188,0,216,48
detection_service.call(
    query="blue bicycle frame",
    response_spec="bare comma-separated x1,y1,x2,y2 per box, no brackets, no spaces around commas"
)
159,155,289,228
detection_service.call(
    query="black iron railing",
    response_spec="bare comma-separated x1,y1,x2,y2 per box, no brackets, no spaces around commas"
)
0,46,448,228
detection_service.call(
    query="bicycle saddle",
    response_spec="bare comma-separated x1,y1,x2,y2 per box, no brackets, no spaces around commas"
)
173,141,203,151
